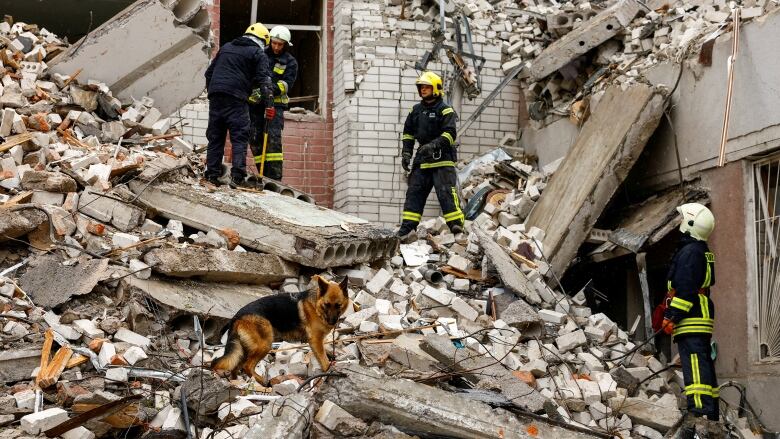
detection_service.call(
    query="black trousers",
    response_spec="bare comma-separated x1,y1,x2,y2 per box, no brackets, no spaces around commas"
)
677,335,719,420
401,165,464,232
249,105,284,180
205,93,250,180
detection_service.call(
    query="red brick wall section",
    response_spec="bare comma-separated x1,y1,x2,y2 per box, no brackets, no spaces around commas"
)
205,0,220,52
216,1,336,208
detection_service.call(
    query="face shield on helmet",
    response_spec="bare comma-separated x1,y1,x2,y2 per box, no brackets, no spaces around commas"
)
677,202,715,241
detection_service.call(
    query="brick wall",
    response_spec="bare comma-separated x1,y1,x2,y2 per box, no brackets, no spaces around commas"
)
331,0,522,227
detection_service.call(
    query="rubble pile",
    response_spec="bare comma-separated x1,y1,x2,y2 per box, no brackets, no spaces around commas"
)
389,0,773,121
0,137,752,439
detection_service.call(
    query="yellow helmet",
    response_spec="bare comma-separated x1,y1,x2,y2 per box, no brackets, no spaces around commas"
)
416,71,444,97
245,23,270,45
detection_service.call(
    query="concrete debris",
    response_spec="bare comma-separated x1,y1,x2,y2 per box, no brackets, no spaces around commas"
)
49,0,211,116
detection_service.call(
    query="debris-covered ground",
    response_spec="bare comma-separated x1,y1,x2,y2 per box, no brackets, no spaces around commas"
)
0,6,773,439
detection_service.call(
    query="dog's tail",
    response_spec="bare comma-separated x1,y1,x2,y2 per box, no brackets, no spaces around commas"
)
210,322,244,375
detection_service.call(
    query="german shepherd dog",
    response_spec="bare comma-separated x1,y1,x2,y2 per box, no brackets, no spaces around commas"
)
211,275,350,382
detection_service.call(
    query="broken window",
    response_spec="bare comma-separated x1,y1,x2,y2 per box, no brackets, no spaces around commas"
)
220,0,325,113
753,157,780,359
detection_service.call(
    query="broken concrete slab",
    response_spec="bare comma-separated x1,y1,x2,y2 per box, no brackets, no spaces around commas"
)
49,0,211,116
472,225,541,304
122,275,272,321
608,396,681,432
21,170,78,193
319,363,598,439
529,0,641,80
525,84,666,275
78,190,146,232
499,298,543,339
420,334,546,413
0,207,47,243
128,180,397,268
143,247,298,285
245,393,313,439
19,254,109,308
0,344,41,383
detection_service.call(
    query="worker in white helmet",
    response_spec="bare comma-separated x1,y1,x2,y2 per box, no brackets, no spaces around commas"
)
661,203,720,438
248,25,298,181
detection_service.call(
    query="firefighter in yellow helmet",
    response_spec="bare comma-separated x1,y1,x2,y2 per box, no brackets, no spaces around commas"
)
397,71,462,242
204,23,273,188
662,203,720,438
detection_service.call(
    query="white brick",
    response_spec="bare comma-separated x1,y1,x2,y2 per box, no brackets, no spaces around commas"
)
538,309,567,324
21,408,69,435
450,297,479,321
123,346,148,365
62,426,96,439
114,327,151,349
365,268,393,294
555,329,586,352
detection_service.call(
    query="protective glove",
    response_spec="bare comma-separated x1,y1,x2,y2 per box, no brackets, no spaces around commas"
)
248,88,264,104
401,153,411,172
662,318,675,336
417,142,436,156
265,107,276,120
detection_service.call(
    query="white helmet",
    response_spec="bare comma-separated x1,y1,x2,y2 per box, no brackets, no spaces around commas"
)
677,203,714,241
270,26,293,46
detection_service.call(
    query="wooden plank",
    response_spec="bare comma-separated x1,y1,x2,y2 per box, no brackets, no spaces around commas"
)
37,346,73,388
525,84,666,275
1,190,33,207
65,354,88,369
38,329,53,377
0,132,34,153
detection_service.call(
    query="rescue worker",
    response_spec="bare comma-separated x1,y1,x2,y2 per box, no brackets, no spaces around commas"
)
662,203,720,438
204,23,274,187
248,25,298,180
397,71,463,241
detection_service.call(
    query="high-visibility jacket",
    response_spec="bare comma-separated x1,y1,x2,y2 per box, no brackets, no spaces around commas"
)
402,97,458,169
265,48,297,108
664,234,716,339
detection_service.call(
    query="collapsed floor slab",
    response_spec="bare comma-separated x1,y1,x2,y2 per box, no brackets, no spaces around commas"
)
143,247,298,285
48,0,211,116
319,364,599,439
19,254,110,308
123,276,272,321
529,0,641,80
128,180,398,268
525,84,666,275
0,345,42,383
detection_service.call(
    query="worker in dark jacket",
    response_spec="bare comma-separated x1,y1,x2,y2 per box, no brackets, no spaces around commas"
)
248,25,298,181
204,23,273,187
662,203,720,438
397,71,463,242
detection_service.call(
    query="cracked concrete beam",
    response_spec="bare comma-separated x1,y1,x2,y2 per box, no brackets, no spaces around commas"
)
143,247,298,285
525,84,666,276
319,363,599,439
49,0,211,116
128,180,398,268
529,0,640,81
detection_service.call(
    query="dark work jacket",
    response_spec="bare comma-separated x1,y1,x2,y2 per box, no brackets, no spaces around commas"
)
402,97,458,168
205,36,272,101
664,234,716,332
266,48,298,108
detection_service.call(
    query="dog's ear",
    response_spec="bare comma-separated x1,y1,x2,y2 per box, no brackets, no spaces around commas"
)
339,276,349,298
316,275,330,297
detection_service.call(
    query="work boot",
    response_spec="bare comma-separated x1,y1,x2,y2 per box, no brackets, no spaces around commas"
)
449,224,464,235
246,174,264,189
396,226,417,243
205,175,222,186
229,175,251,189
